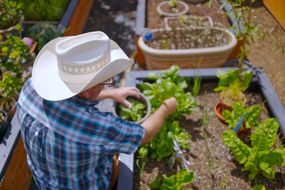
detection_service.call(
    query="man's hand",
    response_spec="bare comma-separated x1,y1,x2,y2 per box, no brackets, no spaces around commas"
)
162,97,177,116
98,87,140,108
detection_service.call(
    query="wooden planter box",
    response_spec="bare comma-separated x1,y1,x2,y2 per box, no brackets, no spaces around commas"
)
0,1,93,189
135,0,242,68
263,0,285,30
117,63,285,189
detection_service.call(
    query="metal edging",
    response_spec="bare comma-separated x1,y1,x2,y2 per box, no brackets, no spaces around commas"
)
57,0,79,33
0,115,21,181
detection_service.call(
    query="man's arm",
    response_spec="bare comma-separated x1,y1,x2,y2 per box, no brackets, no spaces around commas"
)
140,97,177,144
97,87,140,108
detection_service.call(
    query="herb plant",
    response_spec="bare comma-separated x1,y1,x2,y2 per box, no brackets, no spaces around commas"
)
214,69,253,106
150,169,194,190
0,0,23,30
118,98,147,122
223,118,285,180
223,102,261,129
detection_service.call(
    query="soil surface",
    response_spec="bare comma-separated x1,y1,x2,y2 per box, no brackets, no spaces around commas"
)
133,82,285,190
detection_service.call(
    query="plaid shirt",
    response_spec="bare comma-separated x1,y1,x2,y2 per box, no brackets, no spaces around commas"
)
17,79,145,190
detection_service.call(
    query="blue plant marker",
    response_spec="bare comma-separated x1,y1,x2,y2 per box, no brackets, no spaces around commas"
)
143,31,153,41
233,114,244,133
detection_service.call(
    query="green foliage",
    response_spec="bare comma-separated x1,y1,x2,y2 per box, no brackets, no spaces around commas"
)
118,98,147,122
168,0,177,8
215,69,253,106
0,0,23,30
223,118,285,181
223,102,261,129
252,184,266,190
139,65,197,161
150,169,194,190
16,0,69,21
225,0,262,66
192,72,201,97
26,23,64,53
0,34,29,74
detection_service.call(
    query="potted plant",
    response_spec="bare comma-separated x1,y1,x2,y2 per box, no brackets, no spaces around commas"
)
157,0,189,17
214,69,253,123
114,92,151,124
0,0,24,36
138,25,237,69
164,15,214,30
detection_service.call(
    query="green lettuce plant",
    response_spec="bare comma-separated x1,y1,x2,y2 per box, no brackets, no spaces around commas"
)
223,118,285,180
150,169,194,190
214,69,253,107
117,98,147,122
223,102,261,129
138,65,197,161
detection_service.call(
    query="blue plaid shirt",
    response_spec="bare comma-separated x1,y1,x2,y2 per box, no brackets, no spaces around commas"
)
17,79,145,190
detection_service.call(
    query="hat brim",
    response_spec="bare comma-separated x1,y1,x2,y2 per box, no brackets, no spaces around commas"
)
32,37,133,101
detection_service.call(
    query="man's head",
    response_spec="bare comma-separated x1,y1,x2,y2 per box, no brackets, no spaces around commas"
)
31,31,132,101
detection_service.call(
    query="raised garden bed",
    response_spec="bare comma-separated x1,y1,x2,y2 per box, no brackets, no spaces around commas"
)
117,64,285,190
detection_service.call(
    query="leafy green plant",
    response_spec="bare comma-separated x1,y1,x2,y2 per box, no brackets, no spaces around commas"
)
138,65,197,161
0,0,23,30
150,169,194,190
0,110,7,124
223,118,285,181
136,146,148,175
225,0,262,66
26,23,64,53
192,71,201,97
168,0,177,8
16,0,69,21
0,72,23,111
214,69,253,106
223,102,261,129
117,98,147,122
0,34,29,75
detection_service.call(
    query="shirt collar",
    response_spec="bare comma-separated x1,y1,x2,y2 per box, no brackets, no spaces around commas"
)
68,96,99,106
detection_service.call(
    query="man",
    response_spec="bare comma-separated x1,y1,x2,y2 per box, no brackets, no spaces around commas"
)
17,31,177,190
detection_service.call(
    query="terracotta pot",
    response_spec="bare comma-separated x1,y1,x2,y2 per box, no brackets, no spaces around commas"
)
214,102,232,124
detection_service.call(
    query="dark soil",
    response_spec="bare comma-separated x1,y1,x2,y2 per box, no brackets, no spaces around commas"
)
133,82,285,190
145,27,229,49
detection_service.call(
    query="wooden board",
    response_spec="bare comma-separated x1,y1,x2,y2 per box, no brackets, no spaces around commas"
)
263,0,285,30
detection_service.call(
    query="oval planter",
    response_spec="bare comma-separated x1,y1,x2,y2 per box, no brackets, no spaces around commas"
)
114,92,151,124
157,1,189,17
138,27,237,70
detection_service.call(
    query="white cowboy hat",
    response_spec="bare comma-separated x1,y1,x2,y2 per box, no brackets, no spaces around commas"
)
32,31,133,101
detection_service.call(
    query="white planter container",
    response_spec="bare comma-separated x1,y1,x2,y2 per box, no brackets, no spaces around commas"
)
157,1,189,17
138,27,237,70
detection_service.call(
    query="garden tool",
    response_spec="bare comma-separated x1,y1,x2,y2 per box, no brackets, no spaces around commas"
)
172,137,190,171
